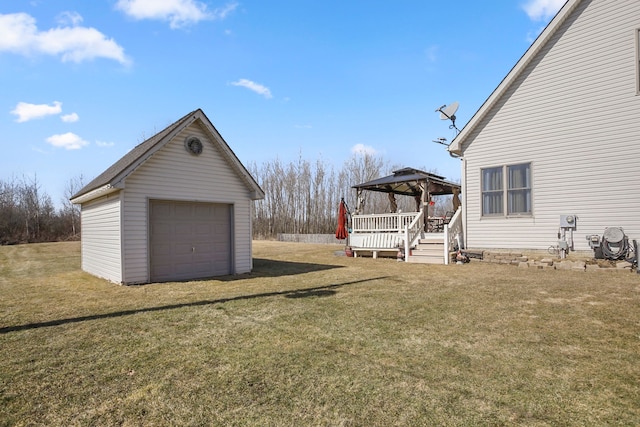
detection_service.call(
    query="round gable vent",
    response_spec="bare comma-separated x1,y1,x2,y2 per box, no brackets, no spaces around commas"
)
184,136,203,155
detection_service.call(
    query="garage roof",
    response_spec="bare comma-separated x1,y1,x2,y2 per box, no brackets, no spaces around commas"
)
71,109,264,203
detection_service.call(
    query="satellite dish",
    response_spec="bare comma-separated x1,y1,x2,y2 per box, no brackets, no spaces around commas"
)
439,101,459,121
435,101,461,133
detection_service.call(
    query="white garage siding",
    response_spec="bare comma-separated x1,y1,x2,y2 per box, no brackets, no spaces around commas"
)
80,193,122,283
121,122,254,284
460,0,640,251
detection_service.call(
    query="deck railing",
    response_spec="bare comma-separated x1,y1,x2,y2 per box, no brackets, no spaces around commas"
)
349,208,463,264
351,212,421,234
403,210,425,261
443,208,463,265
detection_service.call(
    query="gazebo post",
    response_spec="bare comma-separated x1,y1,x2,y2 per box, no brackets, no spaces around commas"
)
421,179,429,231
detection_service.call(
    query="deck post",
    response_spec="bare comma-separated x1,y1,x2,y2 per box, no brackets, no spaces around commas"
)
404,224,410,262
444,225,449,265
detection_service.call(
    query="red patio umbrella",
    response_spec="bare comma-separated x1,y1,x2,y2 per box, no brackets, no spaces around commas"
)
335,198,348,240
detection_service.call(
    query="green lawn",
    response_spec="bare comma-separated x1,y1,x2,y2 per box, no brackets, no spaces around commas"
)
1,241,639,426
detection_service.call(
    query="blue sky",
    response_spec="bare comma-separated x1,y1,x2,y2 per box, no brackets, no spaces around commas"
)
1,0,566,206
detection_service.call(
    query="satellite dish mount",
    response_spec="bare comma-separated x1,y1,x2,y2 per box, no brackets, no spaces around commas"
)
436,101,460,133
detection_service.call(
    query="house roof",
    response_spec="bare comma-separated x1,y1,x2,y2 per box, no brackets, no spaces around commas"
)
71,109,265,203
448,0,579,155
352,167,460,197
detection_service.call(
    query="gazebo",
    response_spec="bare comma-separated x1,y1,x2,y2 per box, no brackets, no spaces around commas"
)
348,168,462,264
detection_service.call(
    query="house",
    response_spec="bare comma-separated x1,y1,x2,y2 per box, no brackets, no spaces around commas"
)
70,109,264,284
448,0,640,253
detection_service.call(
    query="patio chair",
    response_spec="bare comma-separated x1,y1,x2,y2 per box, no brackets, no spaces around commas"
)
441,211,455,229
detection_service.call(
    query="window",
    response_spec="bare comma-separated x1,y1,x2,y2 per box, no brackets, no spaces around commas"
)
507,163,531,214
482,167,503,215
481,163,531,216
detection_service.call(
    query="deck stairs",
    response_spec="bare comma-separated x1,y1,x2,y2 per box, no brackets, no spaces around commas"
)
407,233,447,264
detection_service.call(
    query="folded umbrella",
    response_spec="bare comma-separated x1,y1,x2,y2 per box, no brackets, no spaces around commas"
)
335,198,348,240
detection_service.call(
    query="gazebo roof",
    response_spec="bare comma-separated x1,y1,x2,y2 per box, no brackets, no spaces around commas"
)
352,167,460,197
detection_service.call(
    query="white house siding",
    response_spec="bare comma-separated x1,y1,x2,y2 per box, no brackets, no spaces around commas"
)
121,122,254,283
461,0,640,251
80,193,122,283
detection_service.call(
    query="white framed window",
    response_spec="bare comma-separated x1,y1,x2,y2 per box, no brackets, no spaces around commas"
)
507,163,531,215
482,167,503,215
481,163,532,216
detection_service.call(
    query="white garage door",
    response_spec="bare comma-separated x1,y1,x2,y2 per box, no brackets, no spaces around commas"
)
150,200,232,282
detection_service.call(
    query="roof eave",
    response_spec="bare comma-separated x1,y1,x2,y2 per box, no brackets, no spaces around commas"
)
195,110,266,200
449,0,581,155
70,184,122,205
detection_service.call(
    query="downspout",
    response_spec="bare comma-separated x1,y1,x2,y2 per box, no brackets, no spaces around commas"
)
462,157,467,249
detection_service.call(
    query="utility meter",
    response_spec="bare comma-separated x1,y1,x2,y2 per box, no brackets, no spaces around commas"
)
560,214,577,229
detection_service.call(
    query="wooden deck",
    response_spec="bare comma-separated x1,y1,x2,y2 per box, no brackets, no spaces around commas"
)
348,209,463,264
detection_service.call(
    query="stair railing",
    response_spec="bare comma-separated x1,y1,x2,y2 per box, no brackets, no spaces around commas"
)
403,210,425,262
443,208,463,265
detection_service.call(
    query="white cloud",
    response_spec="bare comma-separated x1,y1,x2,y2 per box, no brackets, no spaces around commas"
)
212,2,239,20
61,112,79,123
95,140,115,147
522,0,566,21
46,132,89,150
11,101,62,122
56,11,83,27
115,0,237,29
0,12,129,64
526,25,547,43
231,78,273,98
351,143,377,156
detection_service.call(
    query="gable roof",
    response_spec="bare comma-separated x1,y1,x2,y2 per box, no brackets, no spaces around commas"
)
448,0,579,155
71,109,264,203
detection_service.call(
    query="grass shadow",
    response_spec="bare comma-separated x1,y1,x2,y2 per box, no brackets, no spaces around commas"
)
284,289,337,299
137,258,344,285
0,276,389,335
216,258,344,281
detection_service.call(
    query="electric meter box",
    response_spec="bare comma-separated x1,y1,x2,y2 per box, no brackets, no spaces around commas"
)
560,214,577,229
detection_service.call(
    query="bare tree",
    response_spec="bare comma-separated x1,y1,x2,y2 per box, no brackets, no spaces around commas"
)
61,174,85,238
0,173,87,245
342,151,388,215
0,177,21,244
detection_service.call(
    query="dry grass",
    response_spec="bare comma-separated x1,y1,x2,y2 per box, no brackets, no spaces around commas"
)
1,241,639,426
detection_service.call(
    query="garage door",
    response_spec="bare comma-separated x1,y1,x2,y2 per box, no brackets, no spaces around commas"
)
150,201,232,282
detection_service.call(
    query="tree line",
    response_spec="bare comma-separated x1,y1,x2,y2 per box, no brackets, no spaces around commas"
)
0,153,454,244
0,175,83,245
248,152,454,238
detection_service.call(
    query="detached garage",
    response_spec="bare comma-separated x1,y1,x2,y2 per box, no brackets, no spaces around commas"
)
70,109,264,284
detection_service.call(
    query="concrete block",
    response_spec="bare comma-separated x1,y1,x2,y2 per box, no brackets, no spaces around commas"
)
617,261,632,269
555,261,573,270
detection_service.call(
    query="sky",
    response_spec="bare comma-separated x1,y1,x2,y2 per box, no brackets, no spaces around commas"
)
1,0,566,206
